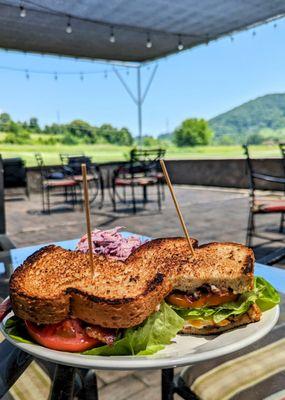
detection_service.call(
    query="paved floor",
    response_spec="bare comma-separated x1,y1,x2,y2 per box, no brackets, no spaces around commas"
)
4,185,285,400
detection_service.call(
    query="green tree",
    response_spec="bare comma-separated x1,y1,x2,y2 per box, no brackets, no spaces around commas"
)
174,118,213,146
67,120,94,139
0,113,11,132
29,117,40,132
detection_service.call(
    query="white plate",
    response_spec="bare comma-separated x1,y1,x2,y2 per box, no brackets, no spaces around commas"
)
0,306,279,370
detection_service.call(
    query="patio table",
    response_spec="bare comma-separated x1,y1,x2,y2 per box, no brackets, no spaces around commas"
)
0,234,284,400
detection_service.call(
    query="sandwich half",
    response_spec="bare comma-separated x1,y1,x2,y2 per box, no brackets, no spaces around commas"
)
168,242,262,334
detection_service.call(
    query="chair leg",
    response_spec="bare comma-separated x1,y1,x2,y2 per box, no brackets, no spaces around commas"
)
246,209,254,247
157,182,162,211
112,183,117,212
279,212,284,233
131,184,136,214
47,187,51,214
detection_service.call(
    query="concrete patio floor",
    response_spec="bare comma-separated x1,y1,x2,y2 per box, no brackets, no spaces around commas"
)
3,185,285,400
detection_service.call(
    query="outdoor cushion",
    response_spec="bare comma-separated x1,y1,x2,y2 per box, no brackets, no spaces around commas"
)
181,322,285,400
43,179,77,187
255,201,285,213
115,177,157,186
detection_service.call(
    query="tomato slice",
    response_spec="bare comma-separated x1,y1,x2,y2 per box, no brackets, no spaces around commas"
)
25,319,101,352
167,292,238,309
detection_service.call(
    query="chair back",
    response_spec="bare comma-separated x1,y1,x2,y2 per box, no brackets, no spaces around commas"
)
243,145,256,197
61,154,92,175
128,148,166,176
279,143,285,175
3,158,27,189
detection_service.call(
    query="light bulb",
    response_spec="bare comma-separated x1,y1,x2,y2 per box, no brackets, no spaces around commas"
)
146,34,152,48
252,30,256,37
66,18,72,34
177,35,184,51
20,5,26,18
109,27,116,43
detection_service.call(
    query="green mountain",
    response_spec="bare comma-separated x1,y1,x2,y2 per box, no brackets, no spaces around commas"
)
209,93,285,139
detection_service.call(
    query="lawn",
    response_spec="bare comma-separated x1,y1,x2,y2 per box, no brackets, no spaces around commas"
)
0,143,282,167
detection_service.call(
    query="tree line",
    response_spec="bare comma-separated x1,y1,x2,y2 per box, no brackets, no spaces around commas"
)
0,112,215,147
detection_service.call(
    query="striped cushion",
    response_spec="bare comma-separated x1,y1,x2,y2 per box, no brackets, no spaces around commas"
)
182,322,285,400
0,331,51,400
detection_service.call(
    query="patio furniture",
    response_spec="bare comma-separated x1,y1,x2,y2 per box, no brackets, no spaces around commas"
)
2,157,29,198
110,148,165,213
35,153,78,214
243,145,285,247
0,237,284,400
60,154,104,208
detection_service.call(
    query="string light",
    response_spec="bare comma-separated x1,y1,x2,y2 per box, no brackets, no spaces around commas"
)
19,4,26,18
80,72,84,81
25,69,29,79
109,26,116,43
66,17,72,34
54,72,58,81
230,36,234,42
177,35,184,51
104,70,108,78
274,23,277,28
252,30,256,37
146,33,152,48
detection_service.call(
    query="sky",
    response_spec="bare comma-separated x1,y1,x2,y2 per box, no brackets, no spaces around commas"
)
0,17,285,137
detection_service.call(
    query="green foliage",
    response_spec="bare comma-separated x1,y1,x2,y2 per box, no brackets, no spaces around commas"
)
4,130,31,144
174,118,213,147
0,112,12,132
209,93,285,143
29,117,40,132
140,135,160,147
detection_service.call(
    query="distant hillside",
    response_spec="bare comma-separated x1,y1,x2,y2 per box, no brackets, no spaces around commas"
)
209,93,285,138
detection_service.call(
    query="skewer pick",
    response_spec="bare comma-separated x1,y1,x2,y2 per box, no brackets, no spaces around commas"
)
160,159,195,257
81,163,95,278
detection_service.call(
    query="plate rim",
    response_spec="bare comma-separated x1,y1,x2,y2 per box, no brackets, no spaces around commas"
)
0,306,280,370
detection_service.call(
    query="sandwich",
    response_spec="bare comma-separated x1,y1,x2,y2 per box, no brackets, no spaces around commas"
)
3,236,280,355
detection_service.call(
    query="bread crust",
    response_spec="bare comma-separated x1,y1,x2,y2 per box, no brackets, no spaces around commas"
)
9,238,255,329
181,304,261,335
10,238,196,328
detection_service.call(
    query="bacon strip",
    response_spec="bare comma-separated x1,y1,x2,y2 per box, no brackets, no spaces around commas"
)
0,298,12,322
85,325,116,346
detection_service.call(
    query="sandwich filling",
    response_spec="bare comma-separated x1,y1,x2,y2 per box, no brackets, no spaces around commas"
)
167,277,280,332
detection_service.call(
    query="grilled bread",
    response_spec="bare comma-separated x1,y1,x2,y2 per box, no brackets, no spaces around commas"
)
10,238,255,330
10,237,197,328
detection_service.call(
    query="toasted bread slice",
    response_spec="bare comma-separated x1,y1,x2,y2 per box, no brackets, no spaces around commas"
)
174,242,254,294
9,238,255,329
181,304,261,335
10,237,198,328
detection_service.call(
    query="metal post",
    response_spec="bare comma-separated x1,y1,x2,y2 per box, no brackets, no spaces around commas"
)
137,65,143,145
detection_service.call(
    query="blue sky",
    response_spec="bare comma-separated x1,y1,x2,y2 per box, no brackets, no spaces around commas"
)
0,17,284,137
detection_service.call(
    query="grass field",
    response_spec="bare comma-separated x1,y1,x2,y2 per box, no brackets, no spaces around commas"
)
0,143,282,166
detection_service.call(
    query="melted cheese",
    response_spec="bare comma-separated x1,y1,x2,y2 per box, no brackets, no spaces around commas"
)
184,318,230,329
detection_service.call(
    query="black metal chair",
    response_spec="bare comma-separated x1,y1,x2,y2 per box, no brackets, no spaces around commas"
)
279,142,285,231
110,148,165,214
3,157,29,198
60,154,104,208
35,153,78,214
243,145,285,247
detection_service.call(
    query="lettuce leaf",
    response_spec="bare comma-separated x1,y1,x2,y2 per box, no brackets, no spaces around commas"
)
172,276,280,324
4,316,34,344
4,302,184,356
84,302,184,356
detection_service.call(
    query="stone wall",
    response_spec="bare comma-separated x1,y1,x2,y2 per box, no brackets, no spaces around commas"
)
26,158,284,193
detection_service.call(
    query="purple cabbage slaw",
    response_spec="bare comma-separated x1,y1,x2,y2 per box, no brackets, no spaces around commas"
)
76,227,145,261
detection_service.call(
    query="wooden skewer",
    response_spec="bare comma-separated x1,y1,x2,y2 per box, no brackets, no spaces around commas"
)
160,159,195,257
81,164,94,278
